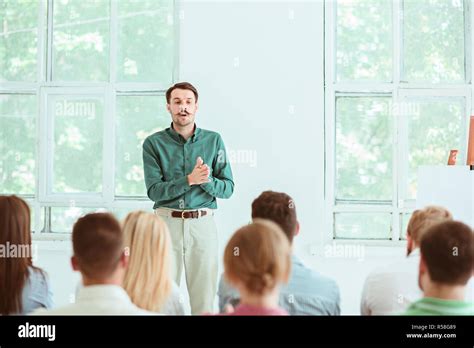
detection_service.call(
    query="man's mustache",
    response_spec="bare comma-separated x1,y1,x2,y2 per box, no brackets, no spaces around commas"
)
178,110,191,115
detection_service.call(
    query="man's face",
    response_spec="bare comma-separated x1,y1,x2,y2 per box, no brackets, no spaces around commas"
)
167,88,198,127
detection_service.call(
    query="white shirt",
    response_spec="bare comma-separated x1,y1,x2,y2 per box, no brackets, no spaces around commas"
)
73,280,184,315
361,249,424,315
32,285,153,315
361,249,474,315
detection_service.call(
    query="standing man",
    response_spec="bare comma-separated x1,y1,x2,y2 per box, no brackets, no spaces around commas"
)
142,82,234,314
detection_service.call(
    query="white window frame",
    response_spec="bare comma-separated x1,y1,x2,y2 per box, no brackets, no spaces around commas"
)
39,87,111,204
397,88,471,204
0,0,180,239
324,0,474,245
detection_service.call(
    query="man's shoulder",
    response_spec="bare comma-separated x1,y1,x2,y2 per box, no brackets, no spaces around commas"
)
366,255,418,283
198,128,222,140
32,304,155,315
31,305,77,315
362,256,421,305
293,257,338,283
286,258,340,296
145,128,170,143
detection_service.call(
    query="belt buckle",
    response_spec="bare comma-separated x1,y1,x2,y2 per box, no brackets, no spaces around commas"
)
181,211,186,219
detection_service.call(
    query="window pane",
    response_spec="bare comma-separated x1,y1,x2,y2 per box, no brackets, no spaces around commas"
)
402,0,465,83
38,206,45,233
0,0,39,81
110,207,144,221
117,0,174,83
400,213,412,240
336,0,392,82
404,97,465,199
50,95,103,193
29,205,45,233
50,206,106,233
0,94,36,194
116,96,168,196
53,0,109,81
334,212,392,239
336,97,392,202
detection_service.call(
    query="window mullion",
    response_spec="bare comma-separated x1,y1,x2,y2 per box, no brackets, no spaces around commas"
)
470,0,474,123
37,0,46,83
173,0,180,83
41,207,51,233
325,0,336,242
46,0,53,82
392,0,402,242
103,86,115,204
110,0,117,85
464,0,472,84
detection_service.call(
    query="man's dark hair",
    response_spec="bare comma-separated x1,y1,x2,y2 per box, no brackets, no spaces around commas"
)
166,82,198,103
251,191,297,244
420,220,473,285
72,212,123,279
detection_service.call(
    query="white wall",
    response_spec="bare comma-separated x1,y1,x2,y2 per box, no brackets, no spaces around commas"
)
179,0,326,262
34,0,409,315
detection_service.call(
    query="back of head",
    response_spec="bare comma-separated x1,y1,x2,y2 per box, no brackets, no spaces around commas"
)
224,219,292,296
0,195,35,314
420,220,473,286
122,211,172,311
251,191,297,243
72,212,123,281
407,206,452,245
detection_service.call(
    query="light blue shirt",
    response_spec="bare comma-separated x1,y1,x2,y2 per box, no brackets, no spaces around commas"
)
218,255,341,315
21,266,53,314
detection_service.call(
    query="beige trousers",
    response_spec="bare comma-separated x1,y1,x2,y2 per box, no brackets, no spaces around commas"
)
155,208,218,314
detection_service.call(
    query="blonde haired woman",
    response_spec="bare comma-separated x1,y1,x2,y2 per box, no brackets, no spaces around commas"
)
123,211,184,315
222,218,291,315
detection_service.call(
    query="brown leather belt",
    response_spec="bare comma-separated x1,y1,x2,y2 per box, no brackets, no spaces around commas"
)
170,210,208,219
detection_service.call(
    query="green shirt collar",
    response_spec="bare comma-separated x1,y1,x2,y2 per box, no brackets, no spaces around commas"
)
167,122,201,143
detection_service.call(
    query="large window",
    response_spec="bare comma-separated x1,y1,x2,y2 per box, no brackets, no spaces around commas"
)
326,0,472,242
0,0,177,235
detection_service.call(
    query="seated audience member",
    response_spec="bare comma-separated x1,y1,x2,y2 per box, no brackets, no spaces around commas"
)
404,220,473,315
0,195,53,315
361,206,455,315
34,213,150,315
218,191,340,315
122,211,184,315
221,219,291,315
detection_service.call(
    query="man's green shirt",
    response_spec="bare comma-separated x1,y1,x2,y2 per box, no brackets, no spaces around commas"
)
143,123,234,209
404,297,474,315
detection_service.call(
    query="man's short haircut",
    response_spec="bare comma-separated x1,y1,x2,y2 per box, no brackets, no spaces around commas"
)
166,82,198,103
72,212,124,279
407,206,452,245
251,191,297,244
420,220,473,286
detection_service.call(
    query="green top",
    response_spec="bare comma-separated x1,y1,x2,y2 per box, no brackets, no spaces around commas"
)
404,297,474,316
143,123,234,210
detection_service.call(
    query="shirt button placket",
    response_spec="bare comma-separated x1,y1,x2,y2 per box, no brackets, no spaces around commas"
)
183,143,187,208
